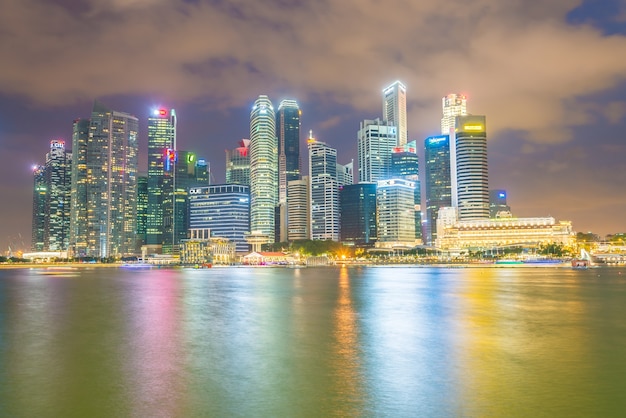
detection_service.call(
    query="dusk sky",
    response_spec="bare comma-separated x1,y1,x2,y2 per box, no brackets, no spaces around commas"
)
1,0,625,252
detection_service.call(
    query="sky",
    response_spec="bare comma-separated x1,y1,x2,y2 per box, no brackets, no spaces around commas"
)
1,0,626,252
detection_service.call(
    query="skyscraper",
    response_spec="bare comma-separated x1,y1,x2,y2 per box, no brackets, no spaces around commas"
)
161,150,209,252
147,108,176,246
308,133,340,241
225,139,250,185
337,160,354,187
441,94,467,135
276,100,301,203
249,95,278,242
31,165,46,251
340,183,377,246
69,118,90,255
424,134,452,245
390,145,422,242
69,101,138,258
376,178,416,247
189,184,251,253
287,177,310,241
454,115,489,220
357,118,398,182
382,81,408,146
44,140,72,251
136,175,148,251
490,189,511,218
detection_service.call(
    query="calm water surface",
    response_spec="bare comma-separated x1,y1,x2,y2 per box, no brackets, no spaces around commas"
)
1,266,626,417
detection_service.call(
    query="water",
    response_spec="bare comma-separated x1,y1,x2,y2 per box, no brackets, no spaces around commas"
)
1,266,626,417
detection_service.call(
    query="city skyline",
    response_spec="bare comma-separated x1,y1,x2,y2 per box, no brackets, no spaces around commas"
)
2,0,626,252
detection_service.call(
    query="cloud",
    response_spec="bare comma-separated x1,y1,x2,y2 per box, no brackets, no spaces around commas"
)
1,0,626,145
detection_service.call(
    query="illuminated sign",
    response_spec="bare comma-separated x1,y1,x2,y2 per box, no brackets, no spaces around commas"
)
165,149,177,171
189,188,202,194
498,192,506,198
463,125,484,131
427,136,447,144
50,140,65,149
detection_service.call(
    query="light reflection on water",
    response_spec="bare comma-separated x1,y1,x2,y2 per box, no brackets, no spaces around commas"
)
1,266,626,417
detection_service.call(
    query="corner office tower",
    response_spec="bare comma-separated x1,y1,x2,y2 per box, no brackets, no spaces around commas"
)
453,115,489,220
382,81,407,147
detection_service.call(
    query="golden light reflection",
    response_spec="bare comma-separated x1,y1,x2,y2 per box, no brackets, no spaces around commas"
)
456,268,596,416
331,266,362,413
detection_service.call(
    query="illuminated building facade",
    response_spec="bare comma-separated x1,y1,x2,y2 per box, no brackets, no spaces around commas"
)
225,139,250,185
382,80,408,146
390,144,422,242
376,178,416,247
424,134,452,245
161,150,209,253
43,140,72,251
357,118,398,182
287,177,310,241
32,165,46,251
276,100,301,203
441,94,467,135
69,101,138,257
309,135,340,241
337,160,354,186
69,118,90,255
136,175,148,251
340,183,377,246
490,189,511,218
436,217,575,250
249,95,278,242
454,115,489,220
188,184,251,253
147,108,176,246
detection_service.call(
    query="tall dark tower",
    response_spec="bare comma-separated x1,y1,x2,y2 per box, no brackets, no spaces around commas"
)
147,108,176,246
424,134,452,245
276,100,301,204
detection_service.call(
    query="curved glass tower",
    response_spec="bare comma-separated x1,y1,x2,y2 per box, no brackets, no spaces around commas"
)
249,95,277,242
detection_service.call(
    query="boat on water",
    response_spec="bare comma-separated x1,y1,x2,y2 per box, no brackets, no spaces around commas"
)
571,259,590,269
571,249,593,269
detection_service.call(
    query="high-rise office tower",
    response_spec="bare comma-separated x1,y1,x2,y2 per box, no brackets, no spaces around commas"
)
32,165,46,251
308,133,340,241
337,160,354,187
147,108,176,246
382,81,408,146
441,94,467,135
390,145,422,242
161,150,209,253
249,95,278,242
276,100,301,203
489,189,511,218
44,140,72,251
424,134,452,245
376,178,416,246
287,177,310,241
357,118,398,182
195,158,210,185
454,115,489,220
339,183,377,246
69,118,90,255
225,139,250,185
136,175,148,251
189,184,251,253
69,101,138,258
